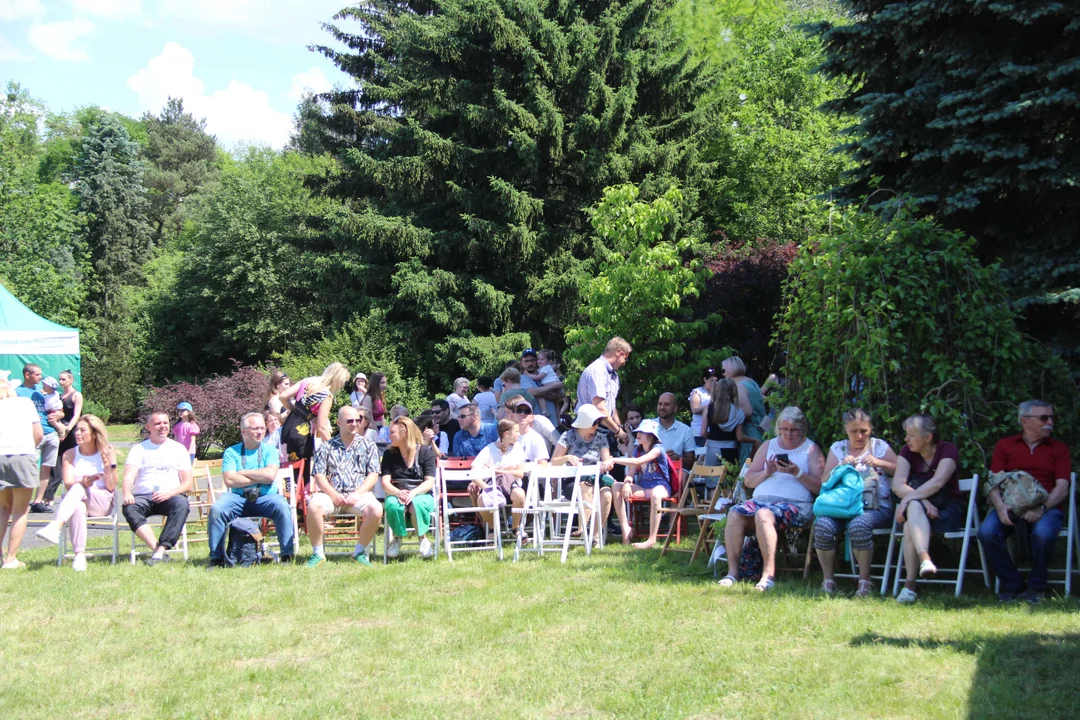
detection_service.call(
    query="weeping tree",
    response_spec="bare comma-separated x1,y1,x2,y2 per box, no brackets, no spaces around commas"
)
777,208,1079,471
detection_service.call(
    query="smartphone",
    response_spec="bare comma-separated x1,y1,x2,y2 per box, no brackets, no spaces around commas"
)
774,453,790,465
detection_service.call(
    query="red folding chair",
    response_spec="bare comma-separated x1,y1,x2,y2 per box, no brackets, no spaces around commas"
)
626,456,683,542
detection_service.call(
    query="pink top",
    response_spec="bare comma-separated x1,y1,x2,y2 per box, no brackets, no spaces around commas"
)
173,421,200,454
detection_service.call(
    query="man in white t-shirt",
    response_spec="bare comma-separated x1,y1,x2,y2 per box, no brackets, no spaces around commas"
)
653,393,697,479
122,411,194,565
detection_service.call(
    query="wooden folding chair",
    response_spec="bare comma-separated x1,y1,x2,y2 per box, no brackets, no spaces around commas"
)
660,463,726,558
188,459,224,544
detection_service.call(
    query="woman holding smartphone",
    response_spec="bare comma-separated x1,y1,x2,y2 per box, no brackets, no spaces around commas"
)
717,406,824,592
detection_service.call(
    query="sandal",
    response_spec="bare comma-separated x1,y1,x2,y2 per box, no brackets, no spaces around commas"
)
717,574,737,588
755,576,775,593
855,580,874,598
821,578,838,596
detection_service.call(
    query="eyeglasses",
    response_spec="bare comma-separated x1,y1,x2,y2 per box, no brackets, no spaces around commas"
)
1024,414,1055,422
343,419,365,425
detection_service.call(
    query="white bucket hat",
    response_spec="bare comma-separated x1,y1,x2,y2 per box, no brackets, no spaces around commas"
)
571,403,605,429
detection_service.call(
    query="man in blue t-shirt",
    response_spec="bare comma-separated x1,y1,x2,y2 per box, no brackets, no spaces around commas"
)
451,403,498,458
206,412,293,568
16,364,61,513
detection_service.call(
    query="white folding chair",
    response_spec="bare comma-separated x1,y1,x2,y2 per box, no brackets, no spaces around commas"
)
129,516,189,564
992,472,1079,596
383,492,440,563
531,464,600,563
888,475,989,596
57,488,122,566
439,465,503,561
513,462,553,561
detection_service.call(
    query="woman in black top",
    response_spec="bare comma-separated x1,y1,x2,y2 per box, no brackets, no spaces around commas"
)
381,416,438,559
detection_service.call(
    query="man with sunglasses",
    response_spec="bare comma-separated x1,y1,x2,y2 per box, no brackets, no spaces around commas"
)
305,406,383,567
207,412,292,568
977,399,1071,602
451,403,498,458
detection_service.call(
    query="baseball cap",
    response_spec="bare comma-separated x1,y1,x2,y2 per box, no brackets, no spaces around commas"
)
177,401,194,412
354,372,368,381
571,404,605,429
521,347,538,358
42,376,59,390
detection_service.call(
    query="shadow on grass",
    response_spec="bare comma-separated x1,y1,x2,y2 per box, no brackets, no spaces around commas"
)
850,632,1080,719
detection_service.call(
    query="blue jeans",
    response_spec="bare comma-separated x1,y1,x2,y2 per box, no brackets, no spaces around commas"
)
208,492,294,561
977,507,1064,594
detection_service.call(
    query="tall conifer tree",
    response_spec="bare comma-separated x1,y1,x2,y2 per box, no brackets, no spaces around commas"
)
306,0,713,355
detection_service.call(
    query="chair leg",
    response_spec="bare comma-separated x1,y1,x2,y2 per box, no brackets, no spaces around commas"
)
690,518,712,564
956,530,971,597
892,537,904,597
881,528,896,596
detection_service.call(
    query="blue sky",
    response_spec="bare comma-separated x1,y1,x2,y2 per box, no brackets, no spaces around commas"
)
0,0,354,148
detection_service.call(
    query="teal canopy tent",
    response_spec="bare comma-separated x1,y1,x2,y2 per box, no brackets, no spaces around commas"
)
0,283,81,390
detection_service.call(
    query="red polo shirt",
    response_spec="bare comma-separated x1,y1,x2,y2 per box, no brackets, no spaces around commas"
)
989,434,1071,494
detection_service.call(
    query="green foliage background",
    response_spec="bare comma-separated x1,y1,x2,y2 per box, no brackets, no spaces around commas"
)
778,210,1079,472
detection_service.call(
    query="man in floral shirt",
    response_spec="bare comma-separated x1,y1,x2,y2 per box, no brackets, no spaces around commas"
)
305,406,383,567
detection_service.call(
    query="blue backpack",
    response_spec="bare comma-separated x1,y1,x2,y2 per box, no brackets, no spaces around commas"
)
225,518,273,567
813,465,865,519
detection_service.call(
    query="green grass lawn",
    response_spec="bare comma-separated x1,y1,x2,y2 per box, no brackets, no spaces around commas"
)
3,534,1078,719
107,423,141,443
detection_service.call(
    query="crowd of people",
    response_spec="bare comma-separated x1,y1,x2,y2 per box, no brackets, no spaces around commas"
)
0,344,1072,606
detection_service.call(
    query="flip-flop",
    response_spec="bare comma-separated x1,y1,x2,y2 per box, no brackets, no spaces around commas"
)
755,576,775,592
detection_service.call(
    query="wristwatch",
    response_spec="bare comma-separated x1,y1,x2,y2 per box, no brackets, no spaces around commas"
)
110,463,117,469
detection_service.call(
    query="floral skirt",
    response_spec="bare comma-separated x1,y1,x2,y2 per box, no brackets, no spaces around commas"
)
730,500,809,582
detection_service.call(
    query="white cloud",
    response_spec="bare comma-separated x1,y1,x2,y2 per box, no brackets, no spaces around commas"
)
158,0,259,27
127,42,294,148
72,0,142,21
0,34,30,62
28,19,94,62
287,66,333,102
0,0,43,22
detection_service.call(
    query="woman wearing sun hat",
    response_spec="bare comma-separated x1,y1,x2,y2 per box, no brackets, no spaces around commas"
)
551,403,617,540
611,419,672,547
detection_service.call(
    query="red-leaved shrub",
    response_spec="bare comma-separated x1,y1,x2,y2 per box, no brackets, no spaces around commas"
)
693,238,798,378
141,364,268,457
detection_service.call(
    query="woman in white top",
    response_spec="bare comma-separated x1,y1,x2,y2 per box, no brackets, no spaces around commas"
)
718,406,825,592
689,366,719,448
35,415,118,571
812,408,898,596
446,377,471,420
0,378,44,570
349,372,373,417
471,419,527,535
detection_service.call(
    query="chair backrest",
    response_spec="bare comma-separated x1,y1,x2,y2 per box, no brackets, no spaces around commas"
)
686,462,727,507
439,457,474,470
668,456,683,499
193,458,223,472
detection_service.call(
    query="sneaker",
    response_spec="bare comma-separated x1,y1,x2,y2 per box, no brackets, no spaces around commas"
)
305,554,326,568
0,560,26,570
419,536,434,559
1022,590,1044,605
144,554,171,567
998,590,1020,603
278,556,294,564
918,559,938,578
386,536,402,559
29,502,51,514
354,553,372,567
896,588,918,604
72,554,87,572
35,522,62,546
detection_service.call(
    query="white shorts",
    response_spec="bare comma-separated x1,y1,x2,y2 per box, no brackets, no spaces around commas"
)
307,491,378,518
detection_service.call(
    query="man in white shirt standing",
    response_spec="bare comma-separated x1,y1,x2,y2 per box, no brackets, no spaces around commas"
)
122,411,193,565
576,337,632,447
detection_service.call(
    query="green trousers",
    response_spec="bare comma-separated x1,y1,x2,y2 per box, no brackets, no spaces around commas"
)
385,492,435,537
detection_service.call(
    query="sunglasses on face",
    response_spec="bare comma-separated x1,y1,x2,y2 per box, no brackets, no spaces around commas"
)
513,407,532,415
1024,414,1055,422
343,418,365,425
